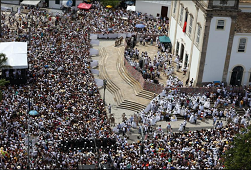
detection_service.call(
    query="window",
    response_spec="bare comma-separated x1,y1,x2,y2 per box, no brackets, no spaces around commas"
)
238,38,247,52
173,1,177,14
188,15,193,35
196,24,201,45
217,20,225,30
179,6,184,23
55,0,60,4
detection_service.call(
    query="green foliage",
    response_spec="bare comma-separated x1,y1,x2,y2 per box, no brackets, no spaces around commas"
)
0,53,11,100
100,0,121,8
223,127,251,169
0,53,12,69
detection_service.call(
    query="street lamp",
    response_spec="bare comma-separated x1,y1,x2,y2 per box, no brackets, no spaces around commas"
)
27,15,32,46
26,86,31,169
103,79,107,105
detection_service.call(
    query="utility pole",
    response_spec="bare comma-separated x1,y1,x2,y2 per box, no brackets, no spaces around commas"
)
0,0,2,38
103,79,107,105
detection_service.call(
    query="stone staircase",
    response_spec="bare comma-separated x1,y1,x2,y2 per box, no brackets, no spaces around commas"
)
99,47,147,112
116,47,155,101
99,47,124,105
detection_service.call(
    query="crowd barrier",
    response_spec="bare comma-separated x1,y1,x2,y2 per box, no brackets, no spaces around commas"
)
90,33,135,39
90,40,99,46
90,60,98,68
164,86,245,95
90,48,99,56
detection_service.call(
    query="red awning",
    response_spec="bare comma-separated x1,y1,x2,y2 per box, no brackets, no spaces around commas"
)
77,3,92,10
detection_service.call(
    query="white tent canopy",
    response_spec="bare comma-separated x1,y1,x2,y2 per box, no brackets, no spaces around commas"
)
21,0,41,6
127,5,135,11
0,42,28,69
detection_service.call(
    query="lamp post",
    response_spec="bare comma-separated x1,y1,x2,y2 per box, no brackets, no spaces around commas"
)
103,79,107,105
27,15,33,46
26,86,31,169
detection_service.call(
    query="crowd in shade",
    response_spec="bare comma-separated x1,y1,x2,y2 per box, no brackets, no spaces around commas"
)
124,46,183,86
0,1,250,169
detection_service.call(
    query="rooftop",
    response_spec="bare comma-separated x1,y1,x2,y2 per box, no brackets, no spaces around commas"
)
240,0,251,3
235,12,251,33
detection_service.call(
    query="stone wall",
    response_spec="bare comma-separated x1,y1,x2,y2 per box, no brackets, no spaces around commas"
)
124,58,164,94
165,86,245,95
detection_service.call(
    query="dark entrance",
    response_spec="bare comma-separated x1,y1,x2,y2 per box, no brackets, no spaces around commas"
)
230,66,244,86
45,0,49,7
184,54,189,68
161,6,168,19
180,43,184,62
72,0,76,7
176,41,179,55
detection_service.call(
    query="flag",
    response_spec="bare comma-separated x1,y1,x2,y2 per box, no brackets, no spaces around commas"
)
183,22,187,32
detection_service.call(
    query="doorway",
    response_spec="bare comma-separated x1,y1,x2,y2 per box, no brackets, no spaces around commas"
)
161,6,168,19
230,66,244,86
45,0,49,7
180,44,184,62
176,41,179,55
184,54,189,68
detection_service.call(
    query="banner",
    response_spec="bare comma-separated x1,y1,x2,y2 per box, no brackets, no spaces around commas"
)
90,48,99,56
91,69,99,75
90,60,98,68
90,40,99,46
94,78,103,87
90,34,98,40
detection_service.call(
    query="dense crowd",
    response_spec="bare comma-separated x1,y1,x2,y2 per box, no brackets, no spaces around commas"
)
0,2,250,170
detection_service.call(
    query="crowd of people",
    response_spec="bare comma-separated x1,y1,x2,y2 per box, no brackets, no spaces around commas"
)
124,45,183,86
0,2,250,169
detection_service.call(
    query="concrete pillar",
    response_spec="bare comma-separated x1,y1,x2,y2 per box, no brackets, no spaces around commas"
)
171,1,181,55
195,14,213,86
222,15,237,85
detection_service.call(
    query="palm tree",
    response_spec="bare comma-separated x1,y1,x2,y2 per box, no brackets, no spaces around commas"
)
0,53,12,100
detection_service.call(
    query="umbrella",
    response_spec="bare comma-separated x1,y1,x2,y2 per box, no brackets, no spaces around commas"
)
77,3,92,10
57,66,64,71
125,1,134,5
106,5,112,8
56,104,63,109
29,110,38,116
135,24,145,28
121,16,128,20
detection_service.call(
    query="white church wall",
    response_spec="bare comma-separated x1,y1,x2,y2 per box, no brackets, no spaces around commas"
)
135,1,171,18
227,33,251,85
202,17,232,82
169,17,177,48
190,45,200,82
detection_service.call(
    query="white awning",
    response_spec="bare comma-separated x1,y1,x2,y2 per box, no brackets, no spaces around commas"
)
21,0,41,6
0,42,28,69
127,5,135,11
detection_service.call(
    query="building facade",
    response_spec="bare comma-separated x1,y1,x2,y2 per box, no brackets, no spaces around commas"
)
169,0,251,86
135,1,171,19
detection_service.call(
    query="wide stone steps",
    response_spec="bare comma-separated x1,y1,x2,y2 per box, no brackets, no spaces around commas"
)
99,47,148,112
99,47,124,105
117,100,146,112
116,47,155,101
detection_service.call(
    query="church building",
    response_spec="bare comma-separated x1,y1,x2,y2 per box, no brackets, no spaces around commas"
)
169,0,251,86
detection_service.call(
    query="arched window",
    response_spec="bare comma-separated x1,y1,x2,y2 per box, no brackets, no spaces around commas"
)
196,24,202,45
188,15,194,35
238,38,247,52
173,1,177,14
179,5,184,23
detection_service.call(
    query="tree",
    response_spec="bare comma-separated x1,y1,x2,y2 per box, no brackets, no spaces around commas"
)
100,0,121,8
0,53,11,100
222,126,251,169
